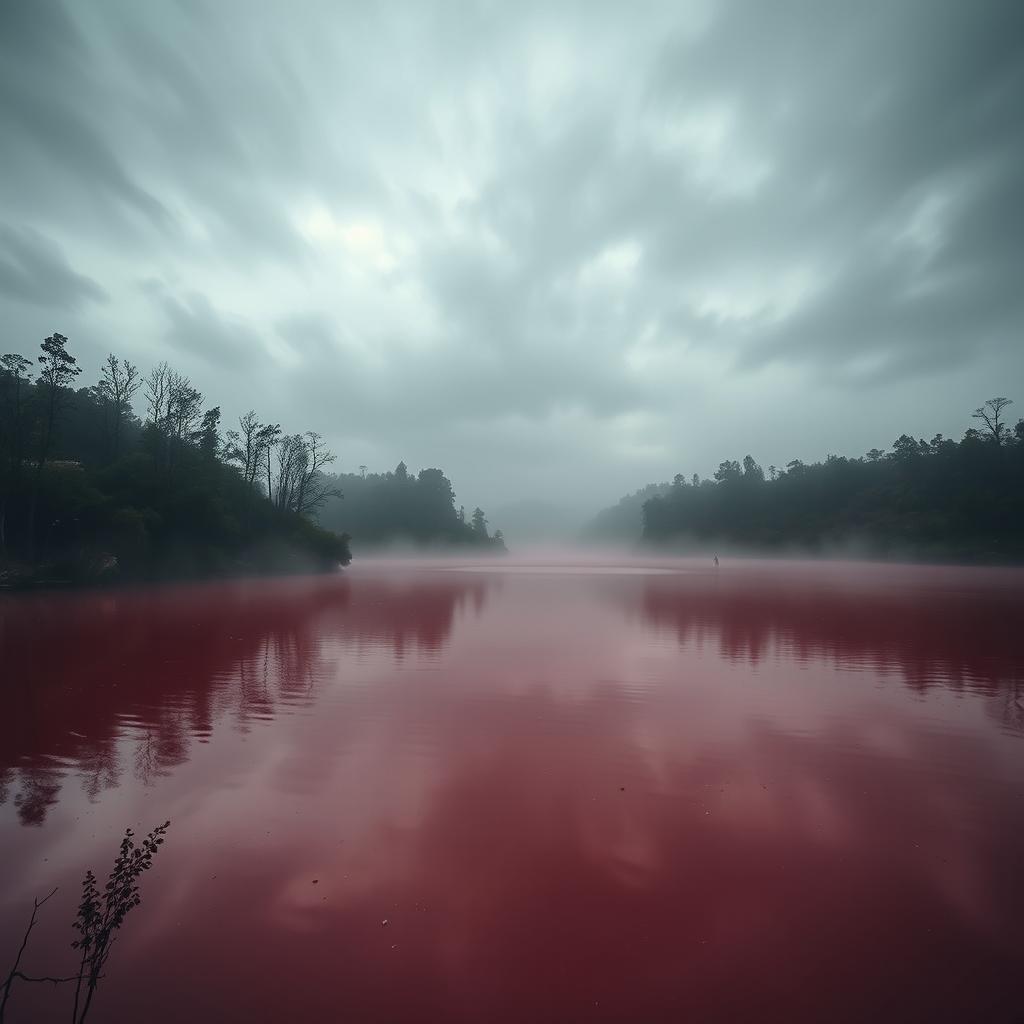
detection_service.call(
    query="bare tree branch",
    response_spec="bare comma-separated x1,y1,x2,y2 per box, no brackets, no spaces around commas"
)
972,396,1013,445
1,887,61,1022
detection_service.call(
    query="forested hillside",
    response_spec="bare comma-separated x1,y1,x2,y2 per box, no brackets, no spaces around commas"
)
0,333,349,585
640,398,1024,561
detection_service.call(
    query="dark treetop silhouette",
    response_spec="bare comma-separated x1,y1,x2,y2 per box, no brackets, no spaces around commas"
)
588,398,1024,562
0,333,351,584
317,463,506,552
1,333,507,586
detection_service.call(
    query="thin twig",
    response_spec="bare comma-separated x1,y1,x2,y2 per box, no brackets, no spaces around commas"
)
11,972,78,985
0,887,60,1023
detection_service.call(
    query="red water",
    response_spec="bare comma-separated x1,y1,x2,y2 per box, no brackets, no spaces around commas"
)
1,557,1023,1023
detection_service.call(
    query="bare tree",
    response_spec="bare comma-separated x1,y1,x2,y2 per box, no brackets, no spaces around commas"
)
166,372,203,446
240,410,262,486
972,396,1013,445
258,422,282,497
96,355,141,458
0,888,75,1022
151,371,203,476
269,432,340,517
224,410,268,488
143,364,207,475
293,432,341,517
144,361,172,427
272,433,305,512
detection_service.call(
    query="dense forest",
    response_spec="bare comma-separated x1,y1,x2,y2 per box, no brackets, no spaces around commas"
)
319,466,505,551
0,332,351,585
638,398,1024,561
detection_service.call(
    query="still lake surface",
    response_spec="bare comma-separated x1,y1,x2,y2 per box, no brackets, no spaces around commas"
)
1,555,1023,1023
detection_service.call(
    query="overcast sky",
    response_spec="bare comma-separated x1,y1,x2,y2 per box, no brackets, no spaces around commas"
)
1,0,1022,520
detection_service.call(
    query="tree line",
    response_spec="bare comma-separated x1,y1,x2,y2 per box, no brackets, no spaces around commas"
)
0,333,350,583
598,398,1024,561
318,462,506,550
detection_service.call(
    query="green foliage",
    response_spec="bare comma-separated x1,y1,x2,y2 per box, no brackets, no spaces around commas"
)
640,399,1024,561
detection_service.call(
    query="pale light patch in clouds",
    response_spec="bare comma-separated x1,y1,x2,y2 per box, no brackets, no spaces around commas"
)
577,241,641,291
297,207,409,276
0,0,1021,525
891,189,957,269
652,101,774,198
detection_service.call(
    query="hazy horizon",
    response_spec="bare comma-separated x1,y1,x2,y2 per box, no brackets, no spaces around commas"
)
2,0,1022,519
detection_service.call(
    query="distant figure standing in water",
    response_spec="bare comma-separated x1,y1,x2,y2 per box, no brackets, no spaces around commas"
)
713,554,719,567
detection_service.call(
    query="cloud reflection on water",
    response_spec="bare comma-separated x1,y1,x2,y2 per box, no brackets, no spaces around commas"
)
0,560,1022,1022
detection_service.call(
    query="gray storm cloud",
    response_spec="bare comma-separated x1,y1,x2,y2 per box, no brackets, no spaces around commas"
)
1,0,1021,519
